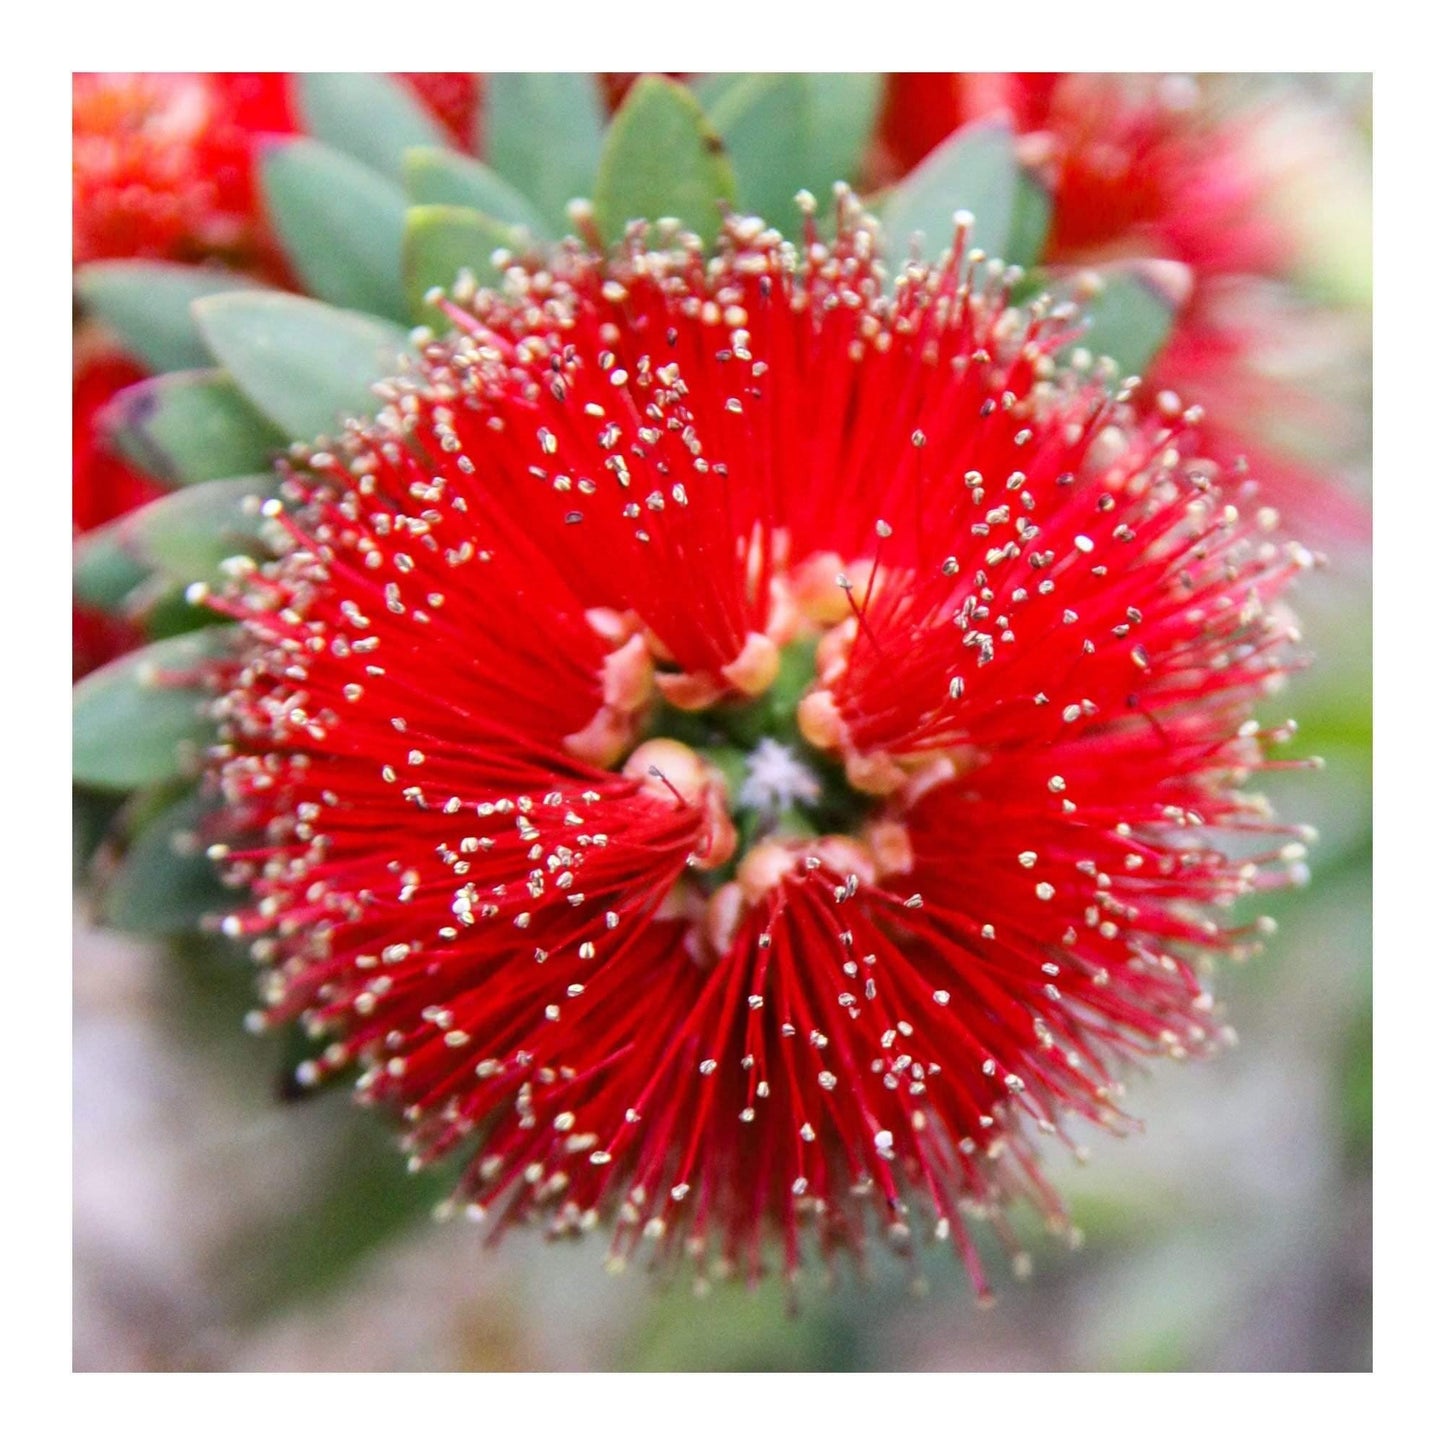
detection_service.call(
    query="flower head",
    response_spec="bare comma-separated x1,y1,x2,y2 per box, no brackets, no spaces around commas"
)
209,201,1311,1294
71,72,476,272
72,72,285,270
877,73,1289,279
878,74,1364,546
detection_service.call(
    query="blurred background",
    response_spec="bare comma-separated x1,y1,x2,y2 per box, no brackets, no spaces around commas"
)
72,72,1371,1371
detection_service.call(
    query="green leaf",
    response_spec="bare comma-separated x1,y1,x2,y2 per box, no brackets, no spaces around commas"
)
74,785,127,885
123,578,220,643
73,523,150,610
73,629,230,791
260,137,410,321
704,74,883,236
296,72,450,184
75,262,267,375
1005,166,1054,269
222,1104,450,1321
194,292,413,441
485,73,606,226
707,74,809,229
1078,260,1191,380
880,117,1019,265
402,205,519,325
115,474,276,586
102,370,288,486
595,76,736,245
690,74,740,113
103,789,235,933
803,73,883,193
402,146,549,237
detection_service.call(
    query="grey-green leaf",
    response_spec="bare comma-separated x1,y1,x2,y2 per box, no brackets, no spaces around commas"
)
402,147,549,237
116,474,277,587
485,73,606,226
73,523,150,610
296,72,451,184
690,73,740,113
804,73,883,193
707,74,809,229
73,630,230,790
703,73,882,236
1080,260,1191,380
261,137,410,321
594,76,736,245
402,205,519,326
101,370,288,486
75,262,267,375
1005,165,1055,269
103,790,236,933
194,292,413,441
880,118,1019,265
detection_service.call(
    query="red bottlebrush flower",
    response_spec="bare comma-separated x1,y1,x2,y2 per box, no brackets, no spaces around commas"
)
209,202,1311,1294
1143,280,1371,543
72,350,162,535
877,73,1288,281
211,72,297,135
72,345,167,679
876,73,1046,182
1028,75,1289,279
72,72,290,271
879,74,1364,546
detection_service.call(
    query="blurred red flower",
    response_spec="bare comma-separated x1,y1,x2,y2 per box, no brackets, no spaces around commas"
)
879,73,1288,279
877,73,1367,544
72,347,165,678
72,72,294,272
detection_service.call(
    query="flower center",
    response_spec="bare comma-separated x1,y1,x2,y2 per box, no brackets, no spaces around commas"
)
644,636,876,856
736,738,821,819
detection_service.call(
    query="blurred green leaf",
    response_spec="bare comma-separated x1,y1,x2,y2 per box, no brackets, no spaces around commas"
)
297,73,450,184
261,137,411,321
690,73,739,113
402,147,549,237
703,73,890,231
73,786,127,885
485,73,606,226
102,788,235,933
75,262,267,375
224,1102,453,1321
402,204,516,326
804,73,884,193
101,369,287,487
706,74,809,230
127,578,223,643
194,292,412,441
595,77,736,245
1078,260,1190,380
1006,166,1054,269
159,930,263,1059
73,629,229,790
881,117,1019,265
628,1275,865,1371
114,474,275,587
73,523,150,610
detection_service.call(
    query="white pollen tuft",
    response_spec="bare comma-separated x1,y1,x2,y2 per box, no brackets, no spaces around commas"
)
737,738,822,814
